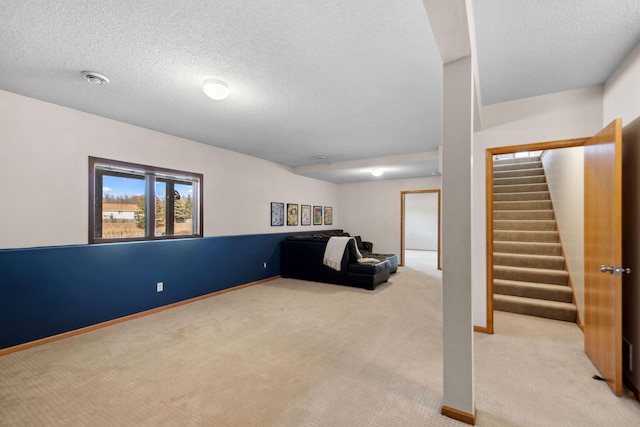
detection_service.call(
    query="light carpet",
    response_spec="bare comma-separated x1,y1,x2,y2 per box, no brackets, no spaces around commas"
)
1,260,639,426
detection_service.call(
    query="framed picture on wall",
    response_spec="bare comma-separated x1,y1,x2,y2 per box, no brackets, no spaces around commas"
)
313,206,323,225
287,203,298,226
324,206,333,225
301,204,311,226
271,202,284,226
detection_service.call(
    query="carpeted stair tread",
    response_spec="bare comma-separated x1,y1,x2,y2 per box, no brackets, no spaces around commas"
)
492,155,577,323
494,252,565,270
494,210,555,220
494,279,574,303
494,220,556,231
493,230,559,243
494,200,553,211
494,265,568,285
494,161,543,170
494,294,577,322
494,168,545,178
494,183,549,193
494,175,547,186
494,191,551,202
494,161,542,172
494,156,541,165
493,241,562,256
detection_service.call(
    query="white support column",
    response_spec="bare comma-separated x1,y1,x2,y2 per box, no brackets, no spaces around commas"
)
441,55,475,422
421,0,476,422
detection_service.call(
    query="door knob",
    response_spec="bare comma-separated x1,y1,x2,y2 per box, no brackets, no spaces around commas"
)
600,265,631,275
600,265,614,273
615,267,631,275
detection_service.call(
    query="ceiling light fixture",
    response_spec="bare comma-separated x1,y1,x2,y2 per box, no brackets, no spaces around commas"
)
81,71,110,85
203,79,230,100
371,168,384,177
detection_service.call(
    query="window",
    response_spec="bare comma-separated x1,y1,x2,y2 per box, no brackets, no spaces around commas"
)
89,157,203,243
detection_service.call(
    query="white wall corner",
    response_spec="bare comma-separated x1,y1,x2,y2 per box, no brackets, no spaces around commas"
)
604,41,640,127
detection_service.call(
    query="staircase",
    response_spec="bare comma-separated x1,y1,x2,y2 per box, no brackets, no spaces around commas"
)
492,156,577,322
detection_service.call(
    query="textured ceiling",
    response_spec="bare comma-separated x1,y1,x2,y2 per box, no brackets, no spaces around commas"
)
474,0,640,105
0,0,442,181
1,1,639,183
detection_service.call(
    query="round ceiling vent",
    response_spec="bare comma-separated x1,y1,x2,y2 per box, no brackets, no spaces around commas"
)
81,71,110,85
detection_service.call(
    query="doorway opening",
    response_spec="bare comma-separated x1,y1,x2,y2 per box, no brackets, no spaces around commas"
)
485,137,588,335
400,189,441,272
485,120,627,399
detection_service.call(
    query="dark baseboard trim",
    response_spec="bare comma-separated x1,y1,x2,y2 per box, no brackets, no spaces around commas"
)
442,405,476,425
0,276,280,357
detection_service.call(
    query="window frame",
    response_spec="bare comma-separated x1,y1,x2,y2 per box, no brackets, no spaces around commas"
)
89,156,203,244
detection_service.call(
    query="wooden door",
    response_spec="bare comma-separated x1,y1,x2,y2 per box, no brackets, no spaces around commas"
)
584,119,623,396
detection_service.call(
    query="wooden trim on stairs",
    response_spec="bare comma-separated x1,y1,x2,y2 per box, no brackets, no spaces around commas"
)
483,137,590,333
484,149,495,334
556,225,584,329
489,137,590,156
0,277,279,357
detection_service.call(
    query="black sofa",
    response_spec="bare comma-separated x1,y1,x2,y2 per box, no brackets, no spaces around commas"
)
354,236,399,273
280,233,391,290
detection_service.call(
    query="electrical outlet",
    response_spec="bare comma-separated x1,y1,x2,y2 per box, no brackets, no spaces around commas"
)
263,262,267,268
157,282,163,292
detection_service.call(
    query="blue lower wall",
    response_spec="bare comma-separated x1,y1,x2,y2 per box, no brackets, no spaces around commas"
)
0,231,325,350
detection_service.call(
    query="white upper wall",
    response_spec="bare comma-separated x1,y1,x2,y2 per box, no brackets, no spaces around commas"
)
338,176,441,255
604,41,640,126
0,90,338,249
542,147,585,321
472,86,603,327
480,85,604,133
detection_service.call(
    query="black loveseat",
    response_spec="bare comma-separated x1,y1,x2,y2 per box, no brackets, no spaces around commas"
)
280,233,391,290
